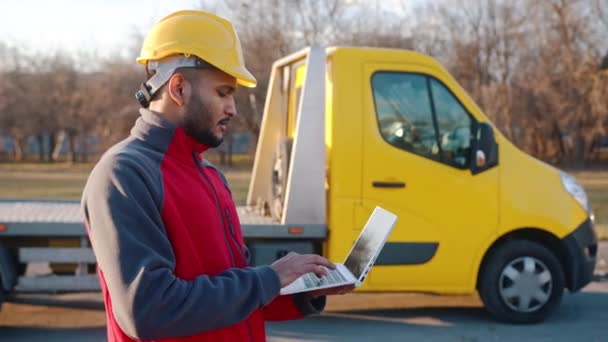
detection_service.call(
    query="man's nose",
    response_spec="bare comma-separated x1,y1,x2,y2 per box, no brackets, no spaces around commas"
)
225,98,237,117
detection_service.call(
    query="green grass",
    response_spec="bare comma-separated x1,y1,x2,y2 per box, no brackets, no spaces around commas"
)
0,162,605,239
0,159,253,205
0,163,93,200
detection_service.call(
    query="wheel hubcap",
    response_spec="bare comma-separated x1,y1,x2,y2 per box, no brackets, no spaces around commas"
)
499,256,552,313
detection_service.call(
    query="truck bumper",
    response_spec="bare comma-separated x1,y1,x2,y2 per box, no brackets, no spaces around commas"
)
562,218,597,292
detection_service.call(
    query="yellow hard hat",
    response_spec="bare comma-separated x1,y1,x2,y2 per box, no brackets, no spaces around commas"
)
137,10,256,88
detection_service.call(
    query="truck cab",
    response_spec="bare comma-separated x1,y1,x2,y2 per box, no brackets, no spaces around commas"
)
247,46,597,323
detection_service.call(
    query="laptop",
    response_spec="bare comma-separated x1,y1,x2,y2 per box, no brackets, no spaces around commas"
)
280,206,397,295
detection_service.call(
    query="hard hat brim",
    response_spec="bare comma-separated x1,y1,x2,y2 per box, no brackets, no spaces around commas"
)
227,65,257,88
137,56,256,88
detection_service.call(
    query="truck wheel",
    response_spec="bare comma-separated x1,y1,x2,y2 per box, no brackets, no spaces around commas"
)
478,239,564,323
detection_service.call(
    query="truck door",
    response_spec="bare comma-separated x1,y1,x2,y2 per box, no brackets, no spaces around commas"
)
359,63,498,290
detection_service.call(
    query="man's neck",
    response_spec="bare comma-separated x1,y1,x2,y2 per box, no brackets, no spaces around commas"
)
148,101,182,127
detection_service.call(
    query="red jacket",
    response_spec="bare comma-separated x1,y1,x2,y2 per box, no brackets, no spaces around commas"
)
82,109,324,342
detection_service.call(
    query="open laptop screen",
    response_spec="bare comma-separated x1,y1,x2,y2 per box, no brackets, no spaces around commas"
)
343,208,396,280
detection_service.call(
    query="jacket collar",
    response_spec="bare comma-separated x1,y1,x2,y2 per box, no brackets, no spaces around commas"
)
132,108,210,159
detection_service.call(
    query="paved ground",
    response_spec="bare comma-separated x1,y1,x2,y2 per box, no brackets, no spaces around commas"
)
0,242,606,342
269,290,608,342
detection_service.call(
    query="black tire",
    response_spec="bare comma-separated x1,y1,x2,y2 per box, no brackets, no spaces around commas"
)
478,239,565,324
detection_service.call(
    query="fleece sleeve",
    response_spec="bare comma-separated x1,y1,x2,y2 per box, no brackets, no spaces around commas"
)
82,155,282,340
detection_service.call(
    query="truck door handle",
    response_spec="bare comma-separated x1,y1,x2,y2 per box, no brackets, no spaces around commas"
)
372,181,406,188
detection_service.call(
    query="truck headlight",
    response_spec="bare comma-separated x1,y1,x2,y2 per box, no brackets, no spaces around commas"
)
560,172,591,213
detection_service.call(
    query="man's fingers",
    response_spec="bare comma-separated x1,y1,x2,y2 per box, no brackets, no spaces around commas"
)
299,255,334,278
281,253,334,269
306,255,335,269
308,264,328,278
271,252,338,287
307,284,356,298
284,251,298,260
317,255,336,269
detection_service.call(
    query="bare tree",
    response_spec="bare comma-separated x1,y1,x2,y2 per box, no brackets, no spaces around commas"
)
408,0,607,165
1,0,606,166
0,50,49,161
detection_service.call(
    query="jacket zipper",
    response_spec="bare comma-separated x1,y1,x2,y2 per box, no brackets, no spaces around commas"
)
193,155,254,342
192,154,237,268
225,208,247,266
223,208,255,342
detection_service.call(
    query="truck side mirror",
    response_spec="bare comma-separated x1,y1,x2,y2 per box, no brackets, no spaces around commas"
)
471,122,498,174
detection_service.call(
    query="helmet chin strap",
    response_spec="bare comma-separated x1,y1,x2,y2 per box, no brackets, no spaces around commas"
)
135,55,214,108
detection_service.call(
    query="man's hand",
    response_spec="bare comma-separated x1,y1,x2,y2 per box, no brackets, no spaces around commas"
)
306,284,355,299
270,252,335,287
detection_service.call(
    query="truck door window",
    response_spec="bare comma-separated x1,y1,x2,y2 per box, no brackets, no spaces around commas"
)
371,72,440,161
429,79,473,168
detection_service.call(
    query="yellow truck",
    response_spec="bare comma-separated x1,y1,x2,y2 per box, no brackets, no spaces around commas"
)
244,46,597,323
0,46,597,324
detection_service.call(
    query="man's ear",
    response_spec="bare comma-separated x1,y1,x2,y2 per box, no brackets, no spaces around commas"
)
168,73,189,106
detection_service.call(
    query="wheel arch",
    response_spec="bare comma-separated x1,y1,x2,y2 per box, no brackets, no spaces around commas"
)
476,228,571,290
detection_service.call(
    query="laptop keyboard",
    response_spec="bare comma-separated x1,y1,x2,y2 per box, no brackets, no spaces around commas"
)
302,268,348,288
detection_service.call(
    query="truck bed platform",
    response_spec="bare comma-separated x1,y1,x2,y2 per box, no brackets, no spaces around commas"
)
0,199,326,293
0,200,326,239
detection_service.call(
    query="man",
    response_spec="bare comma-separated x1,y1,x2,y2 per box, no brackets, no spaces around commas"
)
82,10,349,342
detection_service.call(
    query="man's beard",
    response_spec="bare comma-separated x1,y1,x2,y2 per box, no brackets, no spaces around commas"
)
183,94,224,148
